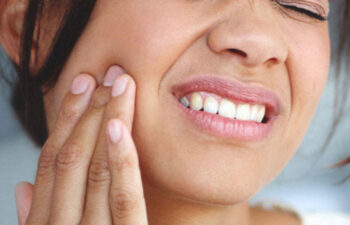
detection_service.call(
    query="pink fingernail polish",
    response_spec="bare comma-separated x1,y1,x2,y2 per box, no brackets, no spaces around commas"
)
103,65,125,87
71,75,91,95
15,182,29,210
107,120,122,143
112,77,128,97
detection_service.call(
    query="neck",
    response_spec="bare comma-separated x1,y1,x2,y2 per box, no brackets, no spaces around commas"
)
143,183,251,225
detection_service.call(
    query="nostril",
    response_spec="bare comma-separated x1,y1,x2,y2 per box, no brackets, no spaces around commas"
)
228,48,247,57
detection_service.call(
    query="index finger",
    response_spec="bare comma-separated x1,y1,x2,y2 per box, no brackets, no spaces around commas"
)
27,74,96,224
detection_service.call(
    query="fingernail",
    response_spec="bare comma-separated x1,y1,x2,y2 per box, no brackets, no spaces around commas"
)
112,77,128,97
103,65,125,87
71,75,91,95
107,120,122,143
15,182,26,206
15,182,26,195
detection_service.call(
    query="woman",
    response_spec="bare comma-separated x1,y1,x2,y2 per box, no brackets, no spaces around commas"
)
0,0,348,224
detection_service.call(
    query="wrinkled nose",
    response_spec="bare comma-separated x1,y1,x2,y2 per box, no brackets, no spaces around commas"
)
207,6,288,69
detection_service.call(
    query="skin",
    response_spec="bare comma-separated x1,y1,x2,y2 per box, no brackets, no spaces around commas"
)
0,0,330,224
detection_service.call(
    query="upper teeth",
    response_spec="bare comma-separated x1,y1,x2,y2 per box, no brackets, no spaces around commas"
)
180,92,266,123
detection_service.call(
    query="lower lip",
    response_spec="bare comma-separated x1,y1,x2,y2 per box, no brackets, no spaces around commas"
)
173,96,276,142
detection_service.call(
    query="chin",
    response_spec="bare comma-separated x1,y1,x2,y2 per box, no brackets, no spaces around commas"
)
143,167,264,207
136,139,267,207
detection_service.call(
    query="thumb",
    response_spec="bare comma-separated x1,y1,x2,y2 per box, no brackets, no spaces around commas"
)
15,182,34,225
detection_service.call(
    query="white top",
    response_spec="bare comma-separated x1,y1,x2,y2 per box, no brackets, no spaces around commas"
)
298,212,350,225
251,201,350,225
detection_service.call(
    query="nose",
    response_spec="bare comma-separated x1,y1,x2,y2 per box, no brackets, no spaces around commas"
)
207,4,288,68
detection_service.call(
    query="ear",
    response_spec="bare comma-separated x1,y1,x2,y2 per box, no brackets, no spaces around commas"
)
0,0,36,66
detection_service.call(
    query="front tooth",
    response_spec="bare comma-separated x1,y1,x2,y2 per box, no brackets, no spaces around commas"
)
180,97,190,108
218,99,236,119
236,104,251,121
190,92,203,111
250,105,259,121
257,106,266,123
203,96,219,114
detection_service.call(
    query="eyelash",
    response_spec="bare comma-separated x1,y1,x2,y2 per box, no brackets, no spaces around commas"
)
273,1,327,21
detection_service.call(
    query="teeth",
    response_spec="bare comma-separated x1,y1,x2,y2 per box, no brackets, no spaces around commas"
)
190,92,203,111
203,96,219,114
257,106,266,123
180,97,190,108
218,99,236,119
236,104,251,121
250,105,259,121
182,92,267,123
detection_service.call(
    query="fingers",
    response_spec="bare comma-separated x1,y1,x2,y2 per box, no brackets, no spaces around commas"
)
107,120,148,225
26,74,96,225
15,182,34,225
107,74,136,132
48,66,125,225
82,74,136,223
25,65,141,225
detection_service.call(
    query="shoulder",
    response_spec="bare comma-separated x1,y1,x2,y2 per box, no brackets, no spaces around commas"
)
298,212,350,225
250,201,350,225
250,204,302,225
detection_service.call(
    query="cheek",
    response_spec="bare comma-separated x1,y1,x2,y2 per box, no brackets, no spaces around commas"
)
43,2,195,129
277,24,330,163
290,26,330,126
50,0,207,103
260,24,330,182
89,0,206,79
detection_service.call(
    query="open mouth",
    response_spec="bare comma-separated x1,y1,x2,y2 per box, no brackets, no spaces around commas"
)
171,75,281,141
177,91,269,124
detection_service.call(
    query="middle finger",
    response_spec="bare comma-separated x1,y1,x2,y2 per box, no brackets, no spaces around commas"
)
82,73,136,224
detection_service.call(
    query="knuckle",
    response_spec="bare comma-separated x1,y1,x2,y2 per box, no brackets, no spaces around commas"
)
110,189,138,218
58,101,81,124
104,105,126,122
55,142,84,173
36,142,58,178
113,155,135,172
88,157,111,188
89,89,109,112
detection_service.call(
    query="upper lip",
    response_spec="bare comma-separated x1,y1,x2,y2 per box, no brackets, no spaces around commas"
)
171,74,281,120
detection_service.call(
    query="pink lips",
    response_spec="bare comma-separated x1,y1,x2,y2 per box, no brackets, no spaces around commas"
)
171,75,282,141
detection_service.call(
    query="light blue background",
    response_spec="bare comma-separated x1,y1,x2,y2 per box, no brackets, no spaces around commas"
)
1,1,350,224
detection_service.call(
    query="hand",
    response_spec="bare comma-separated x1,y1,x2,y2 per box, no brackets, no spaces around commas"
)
15,66,148,225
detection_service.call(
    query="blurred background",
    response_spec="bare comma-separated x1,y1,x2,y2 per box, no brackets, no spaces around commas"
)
1,1,350,224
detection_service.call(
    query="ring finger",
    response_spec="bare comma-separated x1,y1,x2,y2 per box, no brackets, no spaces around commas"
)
26,74,96,225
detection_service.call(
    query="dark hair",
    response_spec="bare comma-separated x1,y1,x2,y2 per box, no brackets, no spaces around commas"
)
13,0,97,145
5,0,350,156
326,2,350,171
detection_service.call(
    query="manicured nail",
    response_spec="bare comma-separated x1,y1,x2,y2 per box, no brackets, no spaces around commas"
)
71,75,91,95
112,77,128,97
15,182,27,208
107,120,122,143
103,65,125,87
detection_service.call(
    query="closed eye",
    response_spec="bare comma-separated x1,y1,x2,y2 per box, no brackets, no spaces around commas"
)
274,1,327,21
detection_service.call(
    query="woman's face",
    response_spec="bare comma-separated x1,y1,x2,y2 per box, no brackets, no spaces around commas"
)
43,0,330,205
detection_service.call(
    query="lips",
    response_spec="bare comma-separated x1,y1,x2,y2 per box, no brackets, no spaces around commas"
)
172,75,281,121
171,75,282,141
